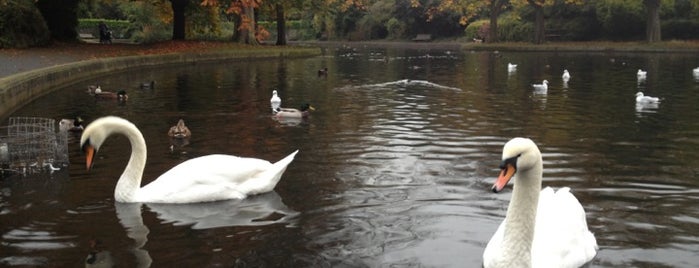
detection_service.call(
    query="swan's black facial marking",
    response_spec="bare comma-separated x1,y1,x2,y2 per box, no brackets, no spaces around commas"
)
500,155,519,170
82,138,97,170
81,138,91,153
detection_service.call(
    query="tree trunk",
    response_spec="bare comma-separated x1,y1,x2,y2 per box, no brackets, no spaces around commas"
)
533,4,545,44
275,3,287,45
170,0,188,40
644,0,661,42
238,6,259,45
487,0,505,43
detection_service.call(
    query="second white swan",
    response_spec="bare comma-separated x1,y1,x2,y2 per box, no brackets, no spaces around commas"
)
81,116,298,203
483,138,598,268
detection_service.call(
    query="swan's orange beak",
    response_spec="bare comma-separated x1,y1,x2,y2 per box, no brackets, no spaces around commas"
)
493,163,516,193
84,144,95,170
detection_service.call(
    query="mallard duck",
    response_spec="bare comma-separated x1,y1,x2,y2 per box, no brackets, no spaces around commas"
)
318,67,328,77
59,116,85,132
167,119,191,139
85,239,114,268
270,90,281,113
80,116,299,203
483,138,598,268
140,81,155,89
87,85,99,94
274,104,315,118
94,89,128,101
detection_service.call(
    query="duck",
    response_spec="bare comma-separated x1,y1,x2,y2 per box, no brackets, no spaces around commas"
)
94,89,128,101
507,63,517,73
87,85,99,94
85,239,115,268
167,119,191,139
635,92,660,103
59,116,85,132
562,69,571,81
274,104,315,118
80,116,299,203
318,67,328,77
270,90,282,113
140,81,155,89
483,138,598,268
531,80,549,92
637,69,647,79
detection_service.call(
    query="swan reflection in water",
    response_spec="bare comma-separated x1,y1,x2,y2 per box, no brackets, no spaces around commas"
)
113,191,298,265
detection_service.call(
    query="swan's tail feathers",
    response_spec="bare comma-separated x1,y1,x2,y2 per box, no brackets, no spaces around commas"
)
248,150,299,196
274,150,299,169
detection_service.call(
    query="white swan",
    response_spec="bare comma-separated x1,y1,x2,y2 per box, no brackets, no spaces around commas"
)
635,92,660,103
80,116,298,203
483,138,598,268
562,69,571,81
270,90,282,113
532,80,549,92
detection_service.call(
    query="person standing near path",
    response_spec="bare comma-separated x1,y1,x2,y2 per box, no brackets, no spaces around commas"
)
98,21,111,44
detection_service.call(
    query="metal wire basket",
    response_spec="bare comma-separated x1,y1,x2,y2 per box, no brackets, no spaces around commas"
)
0,117,69,176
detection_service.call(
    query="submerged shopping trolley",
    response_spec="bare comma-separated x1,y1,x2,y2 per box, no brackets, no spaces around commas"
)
0,117,69,176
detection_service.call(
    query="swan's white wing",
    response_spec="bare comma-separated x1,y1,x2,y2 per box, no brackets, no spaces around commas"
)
483,218,506,267
531,187,598,268
137,151,297,203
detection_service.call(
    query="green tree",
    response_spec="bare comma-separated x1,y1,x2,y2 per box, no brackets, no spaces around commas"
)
432,0,510,43
0,0,50,48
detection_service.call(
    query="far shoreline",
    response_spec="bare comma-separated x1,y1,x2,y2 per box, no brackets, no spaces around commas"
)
297,39,699,53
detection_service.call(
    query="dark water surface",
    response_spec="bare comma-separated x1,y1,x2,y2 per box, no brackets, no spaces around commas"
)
2,44,699,267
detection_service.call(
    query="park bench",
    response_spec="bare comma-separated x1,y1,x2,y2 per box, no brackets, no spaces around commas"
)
79,33,95,39
412,34,432,42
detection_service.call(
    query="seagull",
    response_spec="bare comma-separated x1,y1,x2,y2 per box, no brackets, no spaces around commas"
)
637,69,647,79
507,63,517,73
562,69,571,81
270,90,281,113
532,80,549,91
635,92,660,103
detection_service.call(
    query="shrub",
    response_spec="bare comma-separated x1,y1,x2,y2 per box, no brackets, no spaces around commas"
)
464,20,488,41
0,0,50,48
498,15,534,42
662,19,699,40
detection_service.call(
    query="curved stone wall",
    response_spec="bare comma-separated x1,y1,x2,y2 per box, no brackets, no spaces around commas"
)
0,48,320,119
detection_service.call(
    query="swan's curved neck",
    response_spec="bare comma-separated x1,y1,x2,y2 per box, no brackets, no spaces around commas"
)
112,122,147,202
501,162,543,267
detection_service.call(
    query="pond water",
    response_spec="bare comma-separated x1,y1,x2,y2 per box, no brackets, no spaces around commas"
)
2,43,699,267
